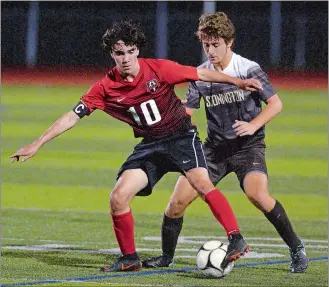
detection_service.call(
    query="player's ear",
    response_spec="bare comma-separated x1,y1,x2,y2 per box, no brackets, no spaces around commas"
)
227,40,234,49
136,48,140,57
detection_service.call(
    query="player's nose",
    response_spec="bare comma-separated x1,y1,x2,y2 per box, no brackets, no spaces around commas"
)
207,48,215,55
123,54,130,62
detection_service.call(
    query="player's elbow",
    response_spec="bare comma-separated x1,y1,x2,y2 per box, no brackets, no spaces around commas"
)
268,94,282,115
276,98,283,114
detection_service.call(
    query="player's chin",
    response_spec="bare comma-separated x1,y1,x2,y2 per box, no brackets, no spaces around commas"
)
209,59,218,64
122,66,132,73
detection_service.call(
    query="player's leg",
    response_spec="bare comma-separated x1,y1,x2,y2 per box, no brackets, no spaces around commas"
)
162,176,199,258
185,167,249,265
101,140,166,272
243,172,274,212
176,129,249,264
243,171,308,273
143,140,228,268
101,168,148,272
165,175,199,218
145,129,248,267
235,145,308,273
142,176,198,268
170,131,242,238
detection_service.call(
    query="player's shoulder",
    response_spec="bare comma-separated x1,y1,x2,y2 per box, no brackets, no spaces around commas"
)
142,58,176,67
142,58,184,76
231,53,262,76
103,69,115,85
98,66,123,89
232,53,260,68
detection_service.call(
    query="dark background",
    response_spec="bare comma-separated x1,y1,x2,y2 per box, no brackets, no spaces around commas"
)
2,1,328,71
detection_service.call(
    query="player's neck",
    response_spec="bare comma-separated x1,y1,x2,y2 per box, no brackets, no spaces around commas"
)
213,50,233,72
117,61,140,82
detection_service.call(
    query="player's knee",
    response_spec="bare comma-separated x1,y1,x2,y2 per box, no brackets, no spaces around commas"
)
110,189,128,212
165,198,188,217
246,190,275,212
186,169,215,195
190,179,214,195
247,194,266,211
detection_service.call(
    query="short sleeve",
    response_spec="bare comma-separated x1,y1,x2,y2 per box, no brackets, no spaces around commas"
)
157,59,199,85
80,81,106,115
247,66,276,101
184,81,202,109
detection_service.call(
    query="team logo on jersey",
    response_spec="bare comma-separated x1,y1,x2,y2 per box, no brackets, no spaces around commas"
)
146,79,160,93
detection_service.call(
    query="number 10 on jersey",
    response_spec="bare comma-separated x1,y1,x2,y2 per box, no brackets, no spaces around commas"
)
128,99,162,126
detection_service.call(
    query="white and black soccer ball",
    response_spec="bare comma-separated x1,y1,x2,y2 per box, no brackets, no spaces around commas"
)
196,240,234,278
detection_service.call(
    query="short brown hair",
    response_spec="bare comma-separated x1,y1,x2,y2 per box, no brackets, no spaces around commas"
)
196,12,235,44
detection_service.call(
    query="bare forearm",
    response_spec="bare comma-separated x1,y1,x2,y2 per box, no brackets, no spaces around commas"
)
251,95,282,129
197,68,241,86
34,111,80,147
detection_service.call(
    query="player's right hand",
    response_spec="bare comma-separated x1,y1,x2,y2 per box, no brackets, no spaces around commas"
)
238,78,263,92
10,144,39,163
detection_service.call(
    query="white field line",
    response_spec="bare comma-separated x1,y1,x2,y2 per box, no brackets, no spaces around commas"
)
1,238,154,247
310,249,329,253
3,233,327,259
146,236,328,244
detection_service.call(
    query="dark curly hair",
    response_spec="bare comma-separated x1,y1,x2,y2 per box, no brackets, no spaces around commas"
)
101,20,146,52
196,12,235,44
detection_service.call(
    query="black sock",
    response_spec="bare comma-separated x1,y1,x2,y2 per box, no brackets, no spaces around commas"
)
162,214,183,258
264,200,300,251
124,252,139,260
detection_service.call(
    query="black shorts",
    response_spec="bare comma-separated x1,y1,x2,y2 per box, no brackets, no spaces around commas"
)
117,128,207,196
204,137,267,191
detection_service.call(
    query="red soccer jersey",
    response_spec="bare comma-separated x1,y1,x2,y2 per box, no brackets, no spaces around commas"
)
80,58,199,138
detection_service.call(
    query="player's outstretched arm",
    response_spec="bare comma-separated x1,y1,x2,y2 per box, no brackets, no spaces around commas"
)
10,111,80,163
196,68,263,92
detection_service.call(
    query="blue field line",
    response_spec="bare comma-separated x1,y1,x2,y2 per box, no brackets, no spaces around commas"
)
1,256,327,287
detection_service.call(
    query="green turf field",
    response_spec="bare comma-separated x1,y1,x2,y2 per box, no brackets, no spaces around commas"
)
1,84,328,287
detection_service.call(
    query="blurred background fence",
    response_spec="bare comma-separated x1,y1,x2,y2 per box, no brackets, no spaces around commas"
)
1,1,328,71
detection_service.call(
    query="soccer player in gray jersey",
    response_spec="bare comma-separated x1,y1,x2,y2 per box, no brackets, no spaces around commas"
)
143,12,308,273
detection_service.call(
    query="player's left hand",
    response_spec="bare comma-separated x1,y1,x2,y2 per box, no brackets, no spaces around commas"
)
238,78,263,92
233,120,259,136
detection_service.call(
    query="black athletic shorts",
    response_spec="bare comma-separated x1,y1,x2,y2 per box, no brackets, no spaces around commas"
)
204,137,267,191
117,128,207,196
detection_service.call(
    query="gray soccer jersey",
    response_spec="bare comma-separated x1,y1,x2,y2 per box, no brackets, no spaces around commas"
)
185,52,276,143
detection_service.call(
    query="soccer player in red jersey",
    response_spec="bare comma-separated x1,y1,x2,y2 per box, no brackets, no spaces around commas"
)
10,20,262,272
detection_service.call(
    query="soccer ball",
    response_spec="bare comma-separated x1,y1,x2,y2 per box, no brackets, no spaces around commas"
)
196,240,234,278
